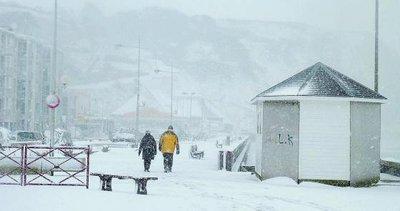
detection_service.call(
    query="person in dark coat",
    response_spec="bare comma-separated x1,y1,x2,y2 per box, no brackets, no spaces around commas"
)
138,130,157,172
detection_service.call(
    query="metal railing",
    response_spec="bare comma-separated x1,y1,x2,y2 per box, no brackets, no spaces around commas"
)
0,145,90,188
218,137,251,171
381,159,400,177
0,146,24,185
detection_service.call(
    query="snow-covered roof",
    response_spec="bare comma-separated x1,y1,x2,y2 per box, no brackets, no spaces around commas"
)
253,62,386,102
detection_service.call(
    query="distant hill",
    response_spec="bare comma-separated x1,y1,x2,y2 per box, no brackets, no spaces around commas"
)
0,2,398,142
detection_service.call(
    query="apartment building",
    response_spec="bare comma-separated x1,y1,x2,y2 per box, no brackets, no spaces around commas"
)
0,28,52,132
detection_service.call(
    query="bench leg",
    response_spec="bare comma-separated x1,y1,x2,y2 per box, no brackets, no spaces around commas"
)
136,179,148,195
100,176,113,191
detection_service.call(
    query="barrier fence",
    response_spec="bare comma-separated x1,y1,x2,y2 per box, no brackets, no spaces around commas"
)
218,137,251,171
0,146,24,185
381,159,400,177
0,145,90,188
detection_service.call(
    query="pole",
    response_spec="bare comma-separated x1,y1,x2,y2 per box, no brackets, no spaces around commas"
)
86,145,90,189
170,64,173,125
135,37,141,133
50,0,58,150
374,0,379,92
189,94,193,126
189,93,193,141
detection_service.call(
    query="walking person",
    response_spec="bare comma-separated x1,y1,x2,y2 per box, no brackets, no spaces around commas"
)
138,130,157,172
159,125,179,173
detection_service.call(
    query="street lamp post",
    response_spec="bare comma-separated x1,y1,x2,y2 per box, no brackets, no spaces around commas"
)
170,65,173,124
136,38,141,133
154,64,175,125
374,0,379,92
50,0,58,150
115,38,141,134
182,92,195,141
182,92,195,124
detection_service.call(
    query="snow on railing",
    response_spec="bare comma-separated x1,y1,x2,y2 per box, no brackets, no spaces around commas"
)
381,159,400,177
218,136,252,172
231,139,251,172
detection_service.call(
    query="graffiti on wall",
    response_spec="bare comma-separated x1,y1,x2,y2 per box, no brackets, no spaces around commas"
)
274,134,294,146
266,126,295,147
267,133,294,146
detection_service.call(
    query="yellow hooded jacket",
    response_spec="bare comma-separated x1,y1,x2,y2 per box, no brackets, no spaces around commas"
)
159,130,179,154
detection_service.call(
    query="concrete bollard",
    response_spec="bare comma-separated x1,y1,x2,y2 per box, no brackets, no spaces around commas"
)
225,151,233,171
218,151,224,170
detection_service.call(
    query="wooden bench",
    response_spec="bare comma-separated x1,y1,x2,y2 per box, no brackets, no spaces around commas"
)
190,145,204,159
91,173,158,195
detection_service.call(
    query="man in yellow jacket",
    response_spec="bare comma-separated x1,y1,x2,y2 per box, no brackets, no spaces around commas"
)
159,125,179,173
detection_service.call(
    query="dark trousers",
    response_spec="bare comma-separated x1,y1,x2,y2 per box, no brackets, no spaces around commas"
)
143,159,151,171
163,153,173,172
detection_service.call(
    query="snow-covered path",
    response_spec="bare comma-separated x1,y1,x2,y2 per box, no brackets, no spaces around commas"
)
1,141,400,211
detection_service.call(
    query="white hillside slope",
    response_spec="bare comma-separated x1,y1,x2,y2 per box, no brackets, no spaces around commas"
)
0,4,398,146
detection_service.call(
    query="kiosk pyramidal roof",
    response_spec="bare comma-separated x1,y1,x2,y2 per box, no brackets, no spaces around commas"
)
253,62,386,101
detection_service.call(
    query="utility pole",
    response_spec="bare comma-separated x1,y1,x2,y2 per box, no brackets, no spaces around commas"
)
170,64,173,125
182,92,195,141
374,0,379,92
135,37,141,133
153,64,175,125
115,42,142,134
189,92,195,141
50,0,58,149
189,94,193,125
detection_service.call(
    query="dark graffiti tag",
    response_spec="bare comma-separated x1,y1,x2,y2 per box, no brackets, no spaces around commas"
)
272,134,294,146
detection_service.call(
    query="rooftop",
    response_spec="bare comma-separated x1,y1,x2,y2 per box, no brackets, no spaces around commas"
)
253,62,386,101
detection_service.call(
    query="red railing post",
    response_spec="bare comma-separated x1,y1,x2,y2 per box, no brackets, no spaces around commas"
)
226,151,233,171
0,146,24,185
86,145,90,189
1,146,90,188
218,151,224,170
23,145,27,186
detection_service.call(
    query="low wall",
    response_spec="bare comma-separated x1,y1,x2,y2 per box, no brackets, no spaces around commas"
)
381,159,400,177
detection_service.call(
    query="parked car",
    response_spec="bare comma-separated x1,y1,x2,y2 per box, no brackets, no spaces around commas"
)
112,132,135,142
8,131,45,146
111,129,142,147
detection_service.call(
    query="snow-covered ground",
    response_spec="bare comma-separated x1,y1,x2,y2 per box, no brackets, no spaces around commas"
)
1,141,400,211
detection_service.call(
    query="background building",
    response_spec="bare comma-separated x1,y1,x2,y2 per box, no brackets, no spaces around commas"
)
0,28,20,130
0,27,53,132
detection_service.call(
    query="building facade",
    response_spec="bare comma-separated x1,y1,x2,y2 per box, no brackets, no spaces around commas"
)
0,28,19,130
0,28,52,132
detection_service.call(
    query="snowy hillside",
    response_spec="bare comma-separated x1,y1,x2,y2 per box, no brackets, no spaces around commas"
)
0,2,398,142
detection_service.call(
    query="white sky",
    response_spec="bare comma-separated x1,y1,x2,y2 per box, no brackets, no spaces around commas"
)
10,0,400,39
10,1,397,29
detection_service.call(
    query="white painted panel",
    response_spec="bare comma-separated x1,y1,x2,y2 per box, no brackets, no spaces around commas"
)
299,101,350,180
255,103,263,175
255,134,262,175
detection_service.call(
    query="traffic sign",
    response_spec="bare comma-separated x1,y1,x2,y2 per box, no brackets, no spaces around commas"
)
46,94,60,109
